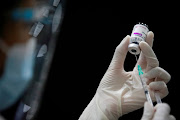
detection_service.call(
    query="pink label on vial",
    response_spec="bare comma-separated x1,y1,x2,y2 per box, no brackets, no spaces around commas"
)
134,32,142,36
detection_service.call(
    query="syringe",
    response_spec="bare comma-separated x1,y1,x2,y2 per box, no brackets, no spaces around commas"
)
138,65,154,106
153,75,162,104
154,92,162,103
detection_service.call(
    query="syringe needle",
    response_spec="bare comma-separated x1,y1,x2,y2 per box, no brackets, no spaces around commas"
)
138,65,154,107
135,54,138,62
154,77,162,104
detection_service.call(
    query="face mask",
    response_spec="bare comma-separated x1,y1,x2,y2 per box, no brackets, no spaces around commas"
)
0,37,36,111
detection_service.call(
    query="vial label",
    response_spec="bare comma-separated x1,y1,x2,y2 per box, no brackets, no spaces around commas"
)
130,37,142,43
130,24,149,44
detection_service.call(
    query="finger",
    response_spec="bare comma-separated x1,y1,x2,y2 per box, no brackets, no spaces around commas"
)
139,41,159,72
137,31,154,68
109,35,130,70
145,31,154,48
149,81,168,98
154,103,171,119
141,102,154,120
144,67,171,84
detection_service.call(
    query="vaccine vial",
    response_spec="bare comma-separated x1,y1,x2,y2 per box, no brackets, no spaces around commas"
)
128,23,149,55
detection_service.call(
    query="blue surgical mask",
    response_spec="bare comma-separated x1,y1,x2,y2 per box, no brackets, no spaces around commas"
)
0,37,36,111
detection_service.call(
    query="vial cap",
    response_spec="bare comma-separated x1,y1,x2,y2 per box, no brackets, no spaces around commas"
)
128,43,140,55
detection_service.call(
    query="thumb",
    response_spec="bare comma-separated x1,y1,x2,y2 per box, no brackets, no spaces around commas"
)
109,35,130,71
141,102,154,120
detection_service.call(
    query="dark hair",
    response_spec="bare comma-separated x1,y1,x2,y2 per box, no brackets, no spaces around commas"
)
0,0,22,36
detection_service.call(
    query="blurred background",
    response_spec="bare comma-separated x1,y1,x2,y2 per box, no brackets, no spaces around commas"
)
0,0,179,120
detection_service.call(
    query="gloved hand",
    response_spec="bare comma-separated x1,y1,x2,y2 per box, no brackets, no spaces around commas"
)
141,102,176,120
79,32,171,120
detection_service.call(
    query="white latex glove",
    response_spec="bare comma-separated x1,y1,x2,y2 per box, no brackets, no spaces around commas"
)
79,32,171,120
141,102,176,120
